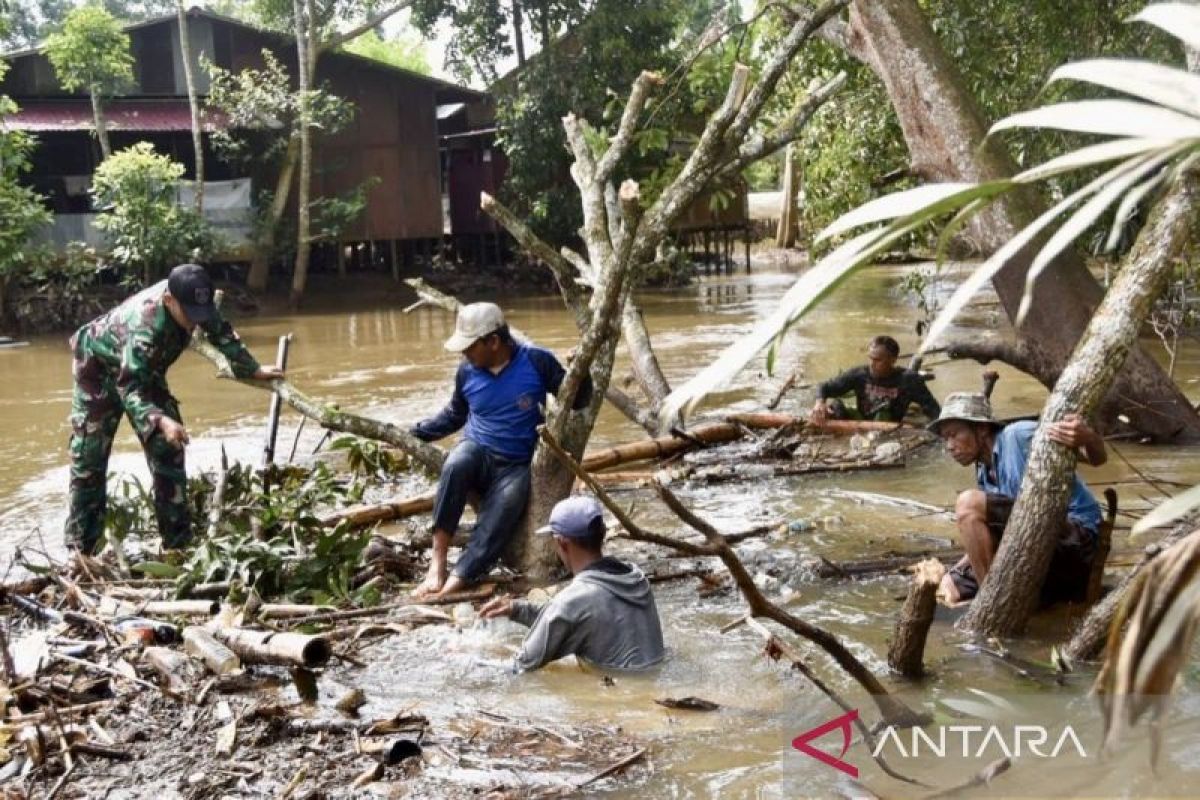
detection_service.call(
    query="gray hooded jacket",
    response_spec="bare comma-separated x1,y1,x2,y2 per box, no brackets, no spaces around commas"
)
510,557,665,672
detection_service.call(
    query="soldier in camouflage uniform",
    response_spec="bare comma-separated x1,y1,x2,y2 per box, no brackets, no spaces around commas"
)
66,264,283,553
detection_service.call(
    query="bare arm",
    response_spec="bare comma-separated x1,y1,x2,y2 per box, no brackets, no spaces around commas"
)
1045,413,1107,466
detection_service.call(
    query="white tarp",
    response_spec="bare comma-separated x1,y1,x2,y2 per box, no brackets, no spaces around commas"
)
177,178,253,246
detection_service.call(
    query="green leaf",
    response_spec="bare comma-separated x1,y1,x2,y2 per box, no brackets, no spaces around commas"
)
132,560,183,578
1132,3,1200,53
1049,59,1200,118
1015,146,1188,326
1132,484,1200,536
990,100,1200,139
815,182,977,243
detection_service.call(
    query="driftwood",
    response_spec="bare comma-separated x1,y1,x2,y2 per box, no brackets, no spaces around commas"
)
183,627,241,675
887,559,945,678
726,412,905,433
98,597,219,619
212,628,331,669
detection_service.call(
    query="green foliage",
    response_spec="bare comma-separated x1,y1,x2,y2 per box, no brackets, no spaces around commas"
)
341,29,431,74
491,0,741,248
775,0,1178,237
44,4,134,96
90,142,216,284
99,460,369,602
329,435,408,479
309,178,378,244
0,62,52,290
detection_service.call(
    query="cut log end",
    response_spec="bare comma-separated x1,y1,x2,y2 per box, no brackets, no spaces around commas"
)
887,558,945,679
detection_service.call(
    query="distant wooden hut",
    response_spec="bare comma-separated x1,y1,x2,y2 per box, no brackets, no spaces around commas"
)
1,8,487,279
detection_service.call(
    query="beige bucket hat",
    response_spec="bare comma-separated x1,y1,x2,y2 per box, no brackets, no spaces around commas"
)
927,392,1004,435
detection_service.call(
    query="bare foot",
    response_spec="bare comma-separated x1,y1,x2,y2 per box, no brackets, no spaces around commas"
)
433,573,468,599
413,560,447,597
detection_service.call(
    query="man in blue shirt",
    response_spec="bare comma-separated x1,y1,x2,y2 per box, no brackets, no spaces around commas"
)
928,392,1107,605
410,302,593,598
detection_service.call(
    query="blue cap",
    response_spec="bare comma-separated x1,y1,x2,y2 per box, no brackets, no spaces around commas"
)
536,496,605,539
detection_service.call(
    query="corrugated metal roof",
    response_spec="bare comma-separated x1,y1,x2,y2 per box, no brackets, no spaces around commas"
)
5,100,225,132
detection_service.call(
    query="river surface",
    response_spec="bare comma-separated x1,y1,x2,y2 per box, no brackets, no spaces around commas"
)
3,262,1200,797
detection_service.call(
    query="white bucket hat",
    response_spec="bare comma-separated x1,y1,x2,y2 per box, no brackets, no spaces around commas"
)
444,302,505,352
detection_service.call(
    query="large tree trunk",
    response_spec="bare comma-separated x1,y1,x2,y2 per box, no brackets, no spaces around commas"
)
962,167,1200,636
89,89,111,160
177,1,204,214
842,0,1200,442
289,0,315,308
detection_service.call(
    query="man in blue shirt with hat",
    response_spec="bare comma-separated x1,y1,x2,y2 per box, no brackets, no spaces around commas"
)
928,392,1107,605
410,302,592,598
480,495,665,672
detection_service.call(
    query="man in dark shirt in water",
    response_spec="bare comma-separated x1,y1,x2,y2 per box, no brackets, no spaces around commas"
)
810,335,941,424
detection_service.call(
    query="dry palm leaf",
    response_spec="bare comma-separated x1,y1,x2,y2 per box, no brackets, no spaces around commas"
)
1096,527,1200,765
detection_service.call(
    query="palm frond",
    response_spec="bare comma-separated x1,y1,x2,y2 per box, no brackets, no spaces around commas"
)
990,100,1200,139
657,1,1200,423
1049,59,1200,118
1132,2,1200,52
1132,484,1200,536
1097,529,1200,765
919,157,1141,351
1014,146,1188,326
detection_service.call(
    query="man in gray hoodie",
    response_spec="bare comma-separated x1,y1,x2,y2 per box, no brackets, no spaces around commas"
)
479,495,665,672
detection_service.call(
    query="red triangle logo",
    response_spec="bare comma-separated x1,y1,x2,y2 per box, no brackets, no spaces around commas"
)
791,708,859,778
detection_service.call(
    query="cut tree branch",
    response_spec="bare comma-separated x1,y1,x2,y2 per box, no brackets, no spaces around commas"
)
538,426,928,728
595,70,664,183
189,333,446,474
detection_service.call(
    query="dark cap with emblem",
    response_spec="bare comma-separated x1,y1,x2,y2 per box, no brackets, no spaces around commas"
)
167,263,216,324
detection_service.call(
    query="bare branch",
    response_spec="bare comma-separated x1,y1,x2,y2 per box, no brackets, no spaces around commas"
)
537,427,714,555
539,424,927,727
595,70,664,183
482,192,590,329
319,0,416,53
564,113,617,272
727,71,847,174
189,334,446,474
725,0,849,144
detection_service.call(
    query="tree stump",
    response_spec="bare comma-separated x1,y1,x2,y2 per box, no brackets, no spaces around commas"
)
887,558,945,678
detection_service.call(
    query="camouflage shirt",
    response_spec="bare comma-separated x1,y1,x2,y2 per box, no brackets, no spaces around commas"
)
70,280,261,438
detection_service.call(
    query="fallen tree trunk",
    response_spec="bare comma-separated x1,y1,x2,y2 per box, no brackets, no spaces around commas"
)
887,559,944,678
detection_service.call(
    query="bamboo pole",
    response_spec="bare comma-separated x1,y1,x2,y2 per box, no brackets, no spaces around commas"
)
212,628,331,669
183,627,240,675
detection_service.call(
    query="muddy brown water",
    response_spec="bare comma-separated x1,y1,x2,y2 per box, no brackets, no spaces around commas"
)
3,262,1200,797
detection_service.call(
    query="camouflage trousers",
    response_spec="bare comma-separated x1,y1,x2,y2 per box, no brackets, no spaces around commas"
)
64,353,191,554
